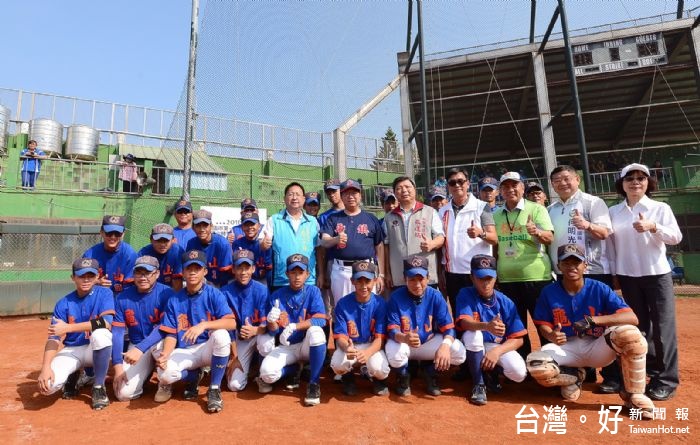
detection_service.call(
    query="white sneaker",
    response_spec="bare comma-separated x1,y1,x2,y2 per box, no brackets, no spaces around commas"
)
154,384,172,403
255,377,273,394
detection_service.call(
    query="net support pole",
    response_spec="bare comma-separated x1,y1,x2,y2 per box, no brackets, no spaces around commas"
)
417,0,431,188
182,0,199,200
532,52,558,198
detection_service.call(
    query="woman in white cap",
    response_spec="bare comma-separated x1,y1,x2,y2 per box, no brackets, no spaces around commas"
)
608,163,682,401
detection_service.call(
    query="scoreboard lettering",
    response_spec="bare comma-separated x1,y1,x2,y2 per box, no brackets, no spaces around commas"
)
572,32,667,77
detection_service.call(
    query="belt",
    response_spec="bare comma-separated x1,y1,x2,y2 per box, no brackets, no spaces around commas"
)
335,258,373,266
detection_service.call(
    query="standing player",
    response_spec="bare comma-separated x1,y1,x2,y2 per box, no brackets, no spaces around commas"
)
155,250,236,413
172,198,196,247
385,255,466,396
138,223,184,291
111,256,173,401
84,215,137,295
526,244,655,418
227,198,259,244
220,249,273,391
303,192,321,218
257,254,327,407
37,258,114,410
186,209,233,287
331,261,390,396
478,177,500,212
455,255,527,406
321,179,385,307
231,211,272,285
318,179,344,227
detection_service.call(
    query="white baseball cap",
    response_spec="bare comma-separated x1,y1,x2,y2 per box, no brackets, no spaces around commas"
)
620,163,650,178
499,171,522,183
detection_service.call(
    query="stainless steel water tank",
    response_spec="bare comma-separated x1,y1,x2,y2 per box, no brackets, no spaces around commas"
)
0,105,9,150
65,125,99,160
29,118,63,157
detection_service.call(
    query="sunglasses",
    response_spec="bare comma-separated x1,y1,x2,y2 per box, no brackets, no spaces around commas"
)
623,176,648,183
176,209,191,214
448,179,467,187
105,231,123,238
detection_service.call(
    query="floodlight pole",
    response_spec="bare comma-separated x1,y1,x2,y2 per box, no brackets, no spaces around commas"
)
557,0,592,192
182,0,199,200
417,0,431,189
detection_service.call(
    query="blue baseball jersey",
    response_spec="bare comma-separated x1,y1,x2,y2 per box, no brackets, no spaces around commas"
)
173,227,196,247
386,286,455,342
533,278,632,338
186,233,233,286
138,244,185,286
318,208,341,228
455,287,527,344
49,286,115,347
322,210,384,261
221,280,269,327
83,241,138,294
268,285,326,345
159,284,234,348
333,293,387,344
232,236,272,282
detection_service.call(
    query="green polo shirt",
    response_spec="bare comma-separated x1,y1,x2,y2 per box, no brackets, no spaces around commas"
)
493,199,554,282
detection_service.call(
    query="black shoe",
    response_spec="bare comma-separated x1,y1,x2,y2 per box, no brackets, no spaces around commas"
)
62,370,80,399
596,379,621,394
341,373,357,396
451,365,470,382
285,370,301,390
647,386,676,401
304,382,321,406
424,373,441,396
584,367,598,383
372,378,389,396
91,385,109,410
469,384,487,406
395,373,411,397
206,387,223,413
183,369,203,400
484,370,502,394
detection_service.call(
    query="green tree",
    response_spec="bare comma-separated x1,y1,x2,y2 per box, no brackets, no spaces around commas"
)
371,127,402,172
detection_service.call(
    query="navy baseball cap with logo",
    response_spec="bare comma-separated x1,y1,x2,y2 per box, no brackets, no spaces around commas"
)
133,255,159,272
73,258,100,277
102,215,126,233
175,198,192,212
431,187,447,201
379,189,396,203
286,253,309,271
557,244,586,262
241,210,259,225
470,254,497,279
304,191,320,205
351,261,377,280
403,254,429,278
151,223,174,240
233,249,255,266
192,209,212,225
341,179,362,193
182,250,207,268
478,177,499,191
240,198,257,210
525,181,545,194
324,178,341,191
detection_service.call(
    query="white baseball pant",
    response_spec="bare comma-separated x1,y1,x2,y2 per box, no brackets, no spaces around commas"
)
462,330,527,382
259,326,326,384
113,343,156,401
330,343,390,380
385,334,466,369
156,329,231,385
226,333,275,391
539,331,617,368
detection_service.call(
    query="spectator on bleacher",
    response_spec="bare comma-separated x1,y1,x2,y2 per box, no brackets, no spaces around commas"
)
227,199,260,245
117,154,139,194
304,192,321,218
478,177,500,211
609,163,682,402
651,159,666,182
172,198,196,247
20,139,46,190
525,181,548,207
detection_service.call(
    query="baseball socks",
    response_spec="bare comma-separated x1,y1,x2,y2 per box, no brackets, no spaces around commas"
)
308,344,325,384
91,346,112,410
209,355,228,387
422,362,441,396
467,350,487,405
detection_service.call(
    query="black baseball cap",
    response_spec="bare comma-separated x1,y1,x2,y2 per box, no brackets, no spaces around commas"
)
379,189,396,203
324,179,341,191
478,177,499,191
525,181,545,194
241,210,259,225
192,209,212,225
233,249,255,266
134,255,159,272
240,198,257,210
286,253,309,271
470,254,497,279
151,223,174,240
403,255,429,278
175,198,193,212
182,250,207,268
72,258,100,277
304,192,320,205
102,215,126,233
341,179,362,193
351,261,377,280
557,244,586,262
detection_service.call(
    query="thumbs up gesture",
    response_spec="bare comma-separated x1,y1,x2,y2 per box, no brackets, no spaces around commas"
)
266,299,281,324
633,212,656,233
570,209,589,231
345,337,357,360
239,316,257,339
98,273,112,288
407,327,421,348
551,322,567,345
525,214,539,236
467,219,482,239
261,231,272,250
337,225,347,249
419,233,432,252
487,313,506,337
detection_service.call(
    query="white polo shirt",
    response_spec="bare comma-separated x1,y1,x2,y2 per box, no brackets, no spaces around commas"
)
609,195,682,277
439,195,494,274
547,190,613,275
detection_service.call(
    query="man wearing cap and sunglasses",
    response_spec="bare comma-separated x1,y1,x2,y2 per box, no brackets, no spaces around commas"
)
83,215,138,295
111,255,174,402
227,198,262,245
138,223,184,291
303,192,322,218
186,209,234,287
232,210,272,285
172,198,196,247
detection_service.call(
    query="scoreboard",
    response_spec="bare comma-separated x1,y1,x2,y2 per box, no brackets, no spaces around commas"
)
572,32,668,77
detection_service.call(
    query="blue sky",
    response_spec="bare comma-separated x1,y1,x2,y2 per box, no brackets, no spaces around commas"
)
3,1,698,141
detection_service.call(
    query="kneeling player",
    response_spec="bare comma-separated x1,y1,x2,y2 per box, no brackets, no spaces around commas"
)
111,256,173,401
385,255,466,396
257,254,327,407
526,244,655,418
455,255,527,406
331,261,390,396
155,250,236,413
221,249,273,391
37,258,114,410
